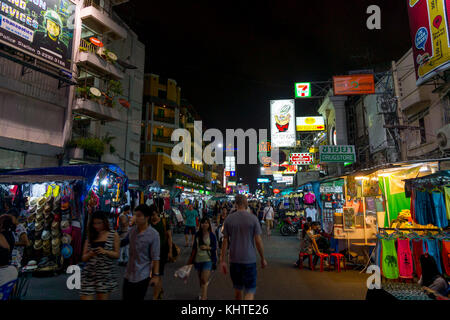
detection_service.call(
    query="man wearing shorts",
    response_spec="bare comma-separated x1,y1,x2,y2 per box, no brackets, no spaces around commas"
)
263,202,274,237
220,194,267,300
184,204,199,247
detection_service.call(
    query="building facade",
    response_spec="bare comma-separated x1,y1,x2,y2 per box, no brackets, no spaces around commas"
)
140,74,221,193
68,0,145,180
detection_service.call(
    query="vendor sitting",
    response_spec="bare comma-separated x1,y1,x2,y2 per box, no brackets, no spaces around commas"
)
419,254,449,298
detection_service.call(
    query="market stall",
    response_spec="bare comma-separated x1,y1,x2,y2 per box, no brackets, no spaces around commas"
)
0,164,128,275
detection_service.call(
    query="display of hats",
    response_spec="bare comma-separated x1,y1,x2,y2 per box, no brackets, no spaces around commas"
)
61,244,73,259
34,240,43,250
30,198,38,207
37,205,44,214
44,203,52,213
62,234,72,245
43,239,51,249
45,195,54,204
28,205,37,213
42,230,51,241
27,212,36,223
54,194,61,207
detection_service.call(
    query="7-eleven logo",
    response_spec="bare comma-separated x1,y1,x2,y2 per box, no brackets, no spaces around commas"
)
295,82,311,98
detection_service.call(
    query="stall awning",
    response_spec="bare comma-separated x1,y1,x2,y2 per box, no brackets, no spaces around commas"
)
0,175,84,184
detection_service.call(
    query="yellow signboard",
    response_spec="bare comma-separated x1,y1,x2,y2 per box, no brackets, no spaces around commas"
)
296,117,325,131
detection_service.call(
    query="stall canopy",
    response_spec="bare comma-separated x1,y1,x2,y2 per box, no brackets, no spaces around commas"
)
0,164,128,195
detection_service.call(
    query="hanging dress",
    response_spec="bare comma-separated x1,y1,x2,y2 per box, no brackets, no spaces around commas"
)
397,239,413,279
431,192,448,228
412,239,424,278
442,240,450,277
444,187,450,220
423,239,443,274
381,239,399,279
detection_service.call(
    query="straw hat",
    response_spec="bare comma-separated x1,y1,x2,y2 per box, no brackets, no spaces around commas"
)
42,230,51,241
38,197,46,207
62,234,72,245
51,228,60,237
44,203,52,213
35,220,44,231
43,239,51,250
60,220,70,230
51,238,61,247
30,198,38,207
34,240,43,250
51,221,60,230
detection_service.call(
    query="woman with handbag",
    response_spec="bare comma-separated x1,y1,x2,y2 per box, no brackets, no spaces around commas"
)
188,217,217,300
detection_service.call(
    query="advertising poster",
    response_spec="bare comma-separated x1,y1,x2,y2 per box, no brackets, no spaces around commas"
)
296,116,325,131
333,74,375,95
407,0,450,85
0,0,75,71
270,99,296,148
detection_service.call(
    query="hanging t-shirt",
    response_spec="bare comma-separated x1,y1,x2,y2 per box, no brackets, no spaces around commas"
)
381,239,399,279
164,197,171,211
397,239,413,279
305,207,317,220
431,192,448,228
412,239,424,279
444,187,450,220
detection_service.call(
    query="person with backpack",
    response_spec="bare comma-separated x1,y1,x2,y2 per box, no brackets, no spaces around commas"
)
150,205,173,300
188,217,217,300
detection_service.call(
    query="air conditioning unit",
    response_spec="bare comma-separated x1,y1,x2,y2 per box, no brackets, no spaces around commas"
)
437,124,450,151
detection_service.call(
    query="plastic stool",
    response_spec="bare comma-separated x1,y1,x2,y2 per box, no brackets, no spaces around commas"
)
298,252,313,270
330,253,346,272
314,253,330,272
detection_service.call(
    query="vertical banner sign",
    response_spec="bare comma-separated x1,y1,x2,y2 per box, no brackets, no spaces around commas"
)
0,0,75,71
407,0,450,85
295,82,311,98
270,99,296,148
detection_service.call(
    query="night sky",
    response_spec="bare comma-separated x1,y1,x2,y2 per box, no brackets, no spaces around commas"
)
116,0,412,192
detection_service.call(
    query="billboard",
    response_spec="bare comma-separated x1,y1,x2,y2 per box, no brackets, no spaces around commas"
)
0,0,75,71
270,99,296,148
290,153,313,165
407,0,450,85
333,74,375,95
296,117,325,131
295,82,311,98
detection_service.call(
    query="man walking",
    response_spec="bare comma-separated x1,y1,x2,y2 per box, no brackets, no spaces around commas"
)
263,202,274,237
184,204,199,247
120,204,160,300
220,195,267,300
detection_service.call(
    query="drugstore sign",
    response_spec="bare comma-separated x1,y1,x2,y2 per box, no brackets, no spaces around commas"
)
319,145,356,163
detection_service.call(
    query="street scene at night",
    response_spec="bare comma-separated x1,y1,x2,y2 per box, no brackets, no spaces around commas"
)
0,0,449,308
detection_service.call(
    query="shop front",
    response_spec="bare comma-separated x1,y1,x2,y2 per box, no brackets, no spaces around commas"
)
0,164,127,275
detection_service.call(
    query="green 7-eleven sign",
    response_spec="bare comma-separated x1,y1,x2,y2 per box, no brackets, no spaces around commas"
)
295,82,311,98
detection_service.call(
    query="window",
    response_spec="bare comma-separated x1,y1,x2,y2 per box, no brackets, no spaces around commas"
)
419,117,426,144
156,148,163,153
157,128,163,136
158,108,165,118
158,90,167,100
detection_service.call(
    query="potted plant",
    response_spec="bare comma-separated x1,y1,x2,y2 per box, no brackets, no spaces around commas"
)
103,80,123,107
67,140,84,159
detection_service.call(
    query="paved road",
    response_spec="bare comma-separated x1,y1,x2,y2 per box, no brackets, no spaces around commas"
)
23,230,368,300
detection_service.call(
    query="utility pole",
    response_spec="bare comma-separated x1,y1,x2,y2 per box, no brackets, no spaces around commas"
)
392,60,407,161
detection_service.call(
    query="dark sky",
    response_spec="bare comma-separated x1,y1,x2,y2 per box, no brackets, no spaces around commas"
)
116,0,412,192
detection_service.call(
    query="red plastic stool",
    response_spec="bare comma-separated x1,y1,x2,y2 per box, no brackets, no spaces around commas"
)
330,253,346,272
313,253,330,272
298,252,313,270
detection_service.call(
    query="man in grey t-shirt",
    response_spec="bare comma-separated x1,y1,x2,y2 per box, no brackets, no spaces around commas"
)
220,195,267,300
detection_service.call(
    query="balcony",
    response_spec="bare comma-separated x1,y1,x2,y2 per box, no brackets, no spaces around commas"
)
153,115,175,124
153,135,173,144
77,42,124,80
81,0,127,40
73,98,121,121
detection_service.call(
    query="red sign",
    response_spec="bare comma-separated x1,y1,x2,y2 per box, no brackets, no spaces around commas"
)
89,37,104,47
225,171,230,177
290,153,313,165
273,189,280,194
333,74,375,95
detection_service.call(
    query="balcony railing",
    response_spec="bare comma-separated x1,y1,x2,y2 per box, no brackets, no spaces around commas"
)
153,115,175,124
153,135,172,144
83,0,112,16
79,38,98,54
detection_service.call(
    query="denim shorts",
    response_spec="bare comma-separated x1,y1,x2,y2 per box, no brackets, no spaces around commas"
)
230,263,257,293
194,261,213,272
184,226,196,235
